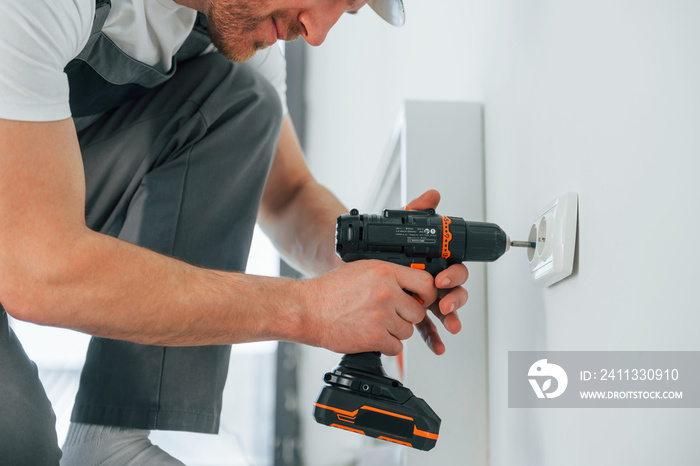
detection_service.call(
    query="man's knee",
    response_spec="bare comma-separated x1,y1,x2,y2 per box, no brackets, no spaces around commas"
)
236,61,284,127
0,416,61,465
181,53,284,138
0,313,61,465
0,363,61,464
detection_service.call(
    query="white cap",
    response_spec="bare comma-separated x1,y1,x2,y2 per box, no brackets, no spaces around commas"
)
368,0,405,27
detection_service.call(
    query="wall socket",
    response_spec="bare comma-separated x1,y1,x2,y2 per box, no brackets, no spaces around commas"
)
528,192,578,287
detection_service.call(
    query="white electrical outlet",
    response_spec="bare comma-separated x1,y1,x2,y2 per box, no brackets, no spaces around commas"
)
528,192,578,287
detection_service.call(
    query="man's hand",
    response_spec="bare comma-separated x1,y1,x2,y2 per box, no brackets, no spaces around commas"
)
300,259,437,356
404,189,468,355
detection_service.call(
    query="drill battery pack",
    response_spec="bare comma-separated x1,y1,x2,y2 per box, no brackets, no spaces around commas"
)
313,353,440,451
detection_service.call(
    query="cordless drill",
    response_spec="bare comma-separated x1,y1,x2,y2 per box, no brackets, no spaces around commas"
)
313,208,532,451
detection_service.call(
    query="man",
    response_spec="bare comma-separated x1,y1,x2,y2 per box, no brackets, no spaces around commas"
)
0,0,467,464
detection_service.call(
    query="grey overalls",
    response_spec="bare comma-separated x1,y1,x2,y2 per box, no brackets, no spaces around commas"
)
0,0,283,462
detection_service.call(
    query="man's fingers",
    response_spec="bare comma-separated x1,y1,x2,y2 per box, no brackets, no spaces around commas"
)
396,294,428,324
394,266,438,308
433,264,469,320
435,263,469,290
416,315,445,355
437,286,469,316
380,335,404,356
439,309,462,334
404,189,441,211
388,315,415,341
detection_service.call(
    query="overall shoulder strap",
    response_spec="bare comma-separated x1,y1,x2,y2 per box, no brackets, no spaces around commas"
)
91,0,112,36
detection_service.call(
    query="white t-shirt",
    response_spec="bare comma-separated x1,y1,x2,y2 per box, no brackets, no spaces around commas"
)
0,0,287,122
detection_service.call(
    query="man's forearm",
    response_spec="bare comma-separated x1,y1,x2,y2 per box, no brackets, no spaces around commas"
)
257,115,346,276
259,179,345,276
4,224,311,347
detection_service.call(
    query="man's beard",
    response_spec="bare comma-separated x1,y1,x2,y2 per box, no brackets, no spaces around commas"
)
207,0,300,62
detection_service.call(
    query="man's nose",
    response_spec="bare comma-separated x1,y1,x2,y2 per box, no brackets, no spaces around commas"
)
298,6,345,46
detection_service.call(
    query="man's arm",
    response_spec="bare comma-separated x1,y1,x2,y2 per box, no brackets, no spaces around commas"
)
0,117,436,354
257,115,468,354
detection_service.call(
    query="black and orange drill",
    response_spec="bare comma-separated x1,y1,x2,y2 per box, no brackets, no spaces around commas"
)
314,208,515,451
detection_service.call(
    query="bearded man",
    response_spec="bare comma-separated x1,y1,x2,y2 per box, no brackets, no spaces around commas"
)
0,0,468,464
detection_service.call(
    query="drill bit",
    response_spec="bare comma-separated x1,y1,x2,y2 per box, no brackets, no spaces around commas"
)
511,240,536,249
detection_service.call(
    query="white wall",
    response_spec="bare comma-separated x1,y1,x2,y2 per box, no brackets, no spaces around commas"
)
302,1,700,465
483,2,700,465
